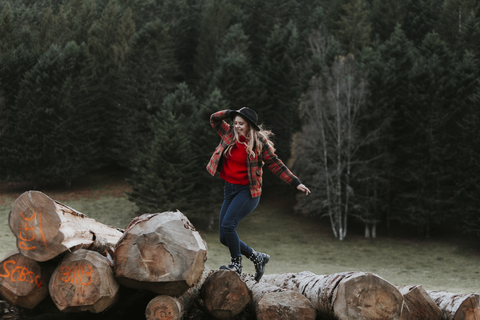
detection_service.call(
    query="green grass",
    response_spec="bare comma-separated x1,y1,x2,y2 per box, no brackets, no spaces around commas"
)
1,191,479,294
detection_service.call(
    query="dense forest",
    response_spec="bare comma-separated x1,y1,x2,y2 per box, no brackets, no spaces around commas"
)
1,0,479,240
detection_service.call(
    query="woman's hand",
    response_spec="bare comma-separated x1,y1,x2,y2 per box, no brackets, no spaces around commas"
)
297,184,311,196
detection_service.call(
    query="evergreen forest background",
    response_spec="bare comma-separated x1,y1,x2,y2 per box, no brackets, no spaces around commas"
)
1,0,480,241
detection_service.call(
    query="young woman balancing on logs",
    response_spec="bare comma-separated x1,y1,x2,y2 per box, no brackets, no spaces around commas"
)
207,107,310,281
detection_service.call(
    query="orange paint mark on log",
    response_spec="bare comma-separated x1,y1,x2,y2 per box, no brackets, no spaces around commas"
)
0,260,15,278
60,266,71,283
0,260,39,285
19,222,35,241
82,265,93,286
38,214,48,248
19,242,36,251
57,265,93,287
76,265,84,284
20,211,36,221
35,275,42,288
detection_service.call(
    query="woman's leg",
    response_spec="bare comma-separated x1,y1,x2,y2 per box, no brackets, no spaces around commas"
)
220,185,260,258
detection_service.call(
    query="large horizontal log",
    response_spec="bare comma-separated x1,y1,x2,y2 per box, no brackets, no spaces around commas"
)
428,290,480,320
242,274,316,320
9,191,124,262
145,267,211,320
396,285,442,320
114,211,207,296
0,250,53,309
49,249,120,313
201,270,251,320
263,271,403,320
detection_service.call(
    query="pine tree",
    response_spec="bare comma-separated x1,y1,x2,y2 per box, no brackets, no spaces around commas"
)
6,42,102,186
0,45,39,180
87,0,135,164
361,26,418,229
66,0,99,45
115,18,180,167
454,67,480,236
193,0,232,83
159,0,202,81
437,0,478,47
127,83,200,216
36,5,71,55
395,32,456,236
259,21,303,160
193,88,230,227
232,0,300,65
209,24,266,111
402,0,443,44
370,0,405,42
0,2,17,53
458,11,480,56
335,0,372,55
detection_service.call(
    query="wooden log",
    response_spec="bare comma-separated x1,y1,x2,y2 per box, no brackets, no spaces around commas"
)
49,249,120,313
9,191,124,262
241,274,316,320
145,267,211,320
396,285,442,320
0,250,53,309
263,271,403,320
201,270,251,320
428,290,480,320
114,211,207,296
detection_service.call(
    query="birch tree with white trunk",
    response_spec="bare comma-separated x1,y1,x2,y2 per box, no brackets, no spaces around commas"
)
293,49,379,240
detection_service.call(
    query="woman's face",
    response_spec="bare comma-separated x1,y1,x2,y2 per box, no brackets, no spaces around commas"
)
234,116,249,137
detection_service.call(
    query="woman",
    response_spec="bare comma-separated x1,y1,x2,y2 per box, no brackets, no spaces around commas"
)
206,107,310,281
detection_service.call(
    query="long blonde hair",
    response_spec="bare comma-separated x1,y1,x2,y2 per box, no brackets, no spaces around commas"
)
225,118,275,159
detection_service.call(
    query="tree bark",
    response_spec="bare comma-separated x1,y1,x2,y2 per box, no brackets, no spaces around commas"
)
49,249,120,313
428,290,480,320
241,274,316,320
263,271,403,320
396,285,442,320
201,270,251,320
0,250,53,309
9,191,124,262
145,267,211,320
114,211,207,296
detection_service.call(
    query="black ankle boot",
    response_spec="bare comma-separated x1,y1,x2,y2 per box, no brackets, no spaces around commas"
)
219,256,242,274
249,249,270,281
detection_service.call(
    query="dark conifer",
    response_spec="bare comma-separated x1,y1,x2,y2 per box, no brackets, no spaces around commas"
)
6,42,102,186
115,18,180,167
259,21,303,160
127,83,200,216
335,0,372,54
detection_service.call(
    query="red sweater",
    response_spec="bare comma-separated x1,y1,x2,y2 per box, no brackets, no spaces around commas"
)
219,136,249,185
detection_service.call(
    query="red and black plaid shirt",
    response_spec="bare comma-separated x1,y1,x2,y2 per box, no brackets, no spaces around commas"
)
206,110,301,198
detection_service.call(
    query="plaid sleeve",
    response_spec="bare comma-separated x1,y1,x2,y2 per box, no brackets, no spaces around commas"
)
210,110,232,137
262,143,301,188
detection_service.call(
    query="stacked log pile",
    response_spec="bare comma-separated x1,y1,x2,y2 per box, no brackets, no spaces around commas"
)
0,190,479,320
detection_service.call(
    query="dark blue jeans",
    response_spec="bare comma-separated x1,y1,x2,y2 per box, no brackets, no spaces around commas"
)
219,182,260,258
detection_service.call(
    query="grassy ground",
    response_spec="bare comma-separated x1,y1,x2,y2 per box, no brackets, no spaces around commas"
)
1,171,480,296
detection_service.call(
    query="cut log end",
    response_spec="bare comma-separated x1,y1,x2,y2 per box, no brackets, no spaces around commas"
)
9,191,63,261
145,295,181,320
333,273,403,320
397,285,442,320
49,249,120,313
202,270,251,320
114,212,207,296
0,250,52,309
429,290,480,320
